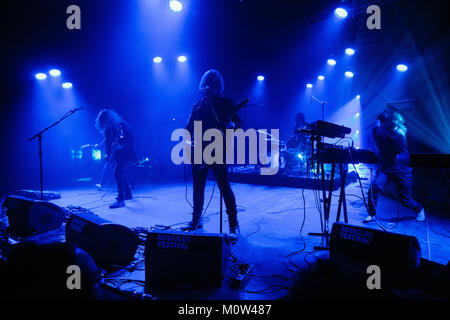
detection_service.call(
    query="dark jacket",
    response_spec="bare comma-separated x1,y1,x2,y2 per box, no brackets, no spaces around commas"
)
373,126,410,174
104,121,135,162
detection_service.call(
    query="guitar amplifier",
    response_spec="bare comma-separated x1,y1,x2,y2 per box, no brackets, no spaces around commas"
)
65,213,139,267
145,230,231,291
2,195,65,237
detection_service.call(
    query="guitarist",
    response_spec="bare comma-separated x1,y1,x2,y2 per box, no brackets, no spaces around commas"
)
95,109,135,208
183,69,243,234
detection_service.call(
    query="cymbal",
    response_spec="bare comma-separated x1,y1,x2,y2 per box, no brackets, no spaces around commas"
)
257,129,274,137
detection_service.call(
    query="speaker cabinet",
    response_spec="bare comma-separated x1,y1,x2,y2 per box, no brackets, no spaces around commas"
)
65,213,139,267
2,195,65,237
330,222,421,287
145,230,230,291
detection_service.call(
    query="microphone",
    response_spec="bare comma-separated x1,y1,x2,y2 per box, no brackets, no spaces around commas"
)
71,107,84,113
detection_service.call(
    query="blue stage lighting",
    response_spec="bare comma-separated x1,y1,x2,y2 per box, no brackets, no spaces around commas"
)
62,82,73,89
318,75,325,80
345,48,355,55
177,55,187,63
297,153,304,160
257,75,265,81
327,58,336,66
356,95,360,99
354,112,360,118
35,73,47,80
334,8,348,19
153,56,162,63
49,69,61,77
396,64,408,72
170,0,183,13
345,71,354,78
306,83,313,88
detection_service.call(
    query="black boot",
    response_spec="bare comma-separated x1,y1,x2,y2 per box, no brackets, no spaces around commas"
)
109,200,125,209
181,212,203,231
228,214,240,235
181,219,203,231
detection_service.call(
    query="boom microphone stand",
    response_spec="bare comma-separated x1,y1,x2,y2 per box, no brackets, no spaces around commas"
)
28,107,83,200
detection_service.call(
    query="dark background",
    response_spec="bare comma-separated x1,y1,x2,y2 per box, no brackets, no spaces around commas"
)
0,0,448,191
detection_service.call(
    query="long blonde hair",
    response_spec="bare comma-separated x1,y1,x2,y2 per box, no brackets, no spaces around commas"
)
95,109,123,134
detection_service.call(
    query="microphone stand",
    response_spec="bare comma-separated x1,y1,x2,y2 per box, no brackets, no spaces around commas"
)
311,95,327,121
28,108,82,200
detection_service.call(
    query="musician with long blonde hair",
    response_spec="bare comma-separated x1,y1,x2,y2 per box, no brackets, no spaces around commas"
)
95,109,135,208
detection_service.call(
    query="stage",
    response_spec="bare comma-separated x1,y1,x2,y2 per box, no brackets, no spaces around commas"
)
35,179,449,300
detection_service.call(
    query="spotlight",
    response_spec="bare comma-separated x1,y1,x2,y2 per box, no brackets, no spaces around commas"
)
334,7,348,19
318,75,325,80
92,149,102,161
153,56,162,63
356,95,360,99
396,64,408,72
177,55,187,63
354,112,360,118
344,71,354,78
257,75,265,81
169,0,183,13
306,83,313,88
35,73,47,80
62,82,72,89
345,48,355,55
49,69,61,77
297,153,304,160
327,58,336,66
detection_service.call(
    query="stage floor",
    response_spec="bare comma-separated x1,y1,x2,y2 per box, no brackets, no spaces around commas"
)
49,181,449,300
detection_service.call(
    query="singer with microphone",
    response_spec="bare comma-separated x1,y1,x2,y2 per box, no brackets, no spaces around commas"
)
364,107,425,223
95,109,136,209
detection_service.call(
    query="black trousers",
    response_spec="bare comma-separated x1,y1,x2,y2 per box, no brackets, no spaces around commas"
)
368,170,423,216
114,159,132,201
192,164,238,225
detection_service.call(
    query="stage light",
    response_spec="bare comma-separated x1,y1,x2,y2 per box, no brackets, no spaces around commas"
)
92,149,102,161
306,83,313,88
327,58,336,66
297,153,304,160
356,95,360,99
49,69,61,77
318,75,325,80
35,73,47,80
396,64,408,72
334,8,348,19
62,82,72,89
345,48,355,55
354,112,360,118
345,71,354,78
153,56,162,63
169,0,183,13
177,55,187,63
257,75,265,81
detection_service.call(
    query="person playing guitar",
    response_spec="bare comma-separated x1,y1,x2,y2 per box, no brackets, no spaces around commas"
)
95,109,135,208
183,69,246,234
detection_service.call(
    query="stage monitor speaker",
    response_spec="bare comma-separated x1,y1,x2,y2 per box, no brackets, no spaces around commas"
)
2,195,65,237
330,222,421,287
145,230,231,291
65,213,139,267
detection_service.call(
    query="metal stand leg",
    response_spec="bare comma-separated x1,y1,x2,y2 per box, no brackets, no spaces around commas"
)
313,163,335,250
219,191,223,234
38,134,43,200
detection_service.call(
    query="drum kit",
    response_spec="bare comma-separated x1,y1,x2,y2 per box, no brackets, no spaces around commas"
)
257,130,310,176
